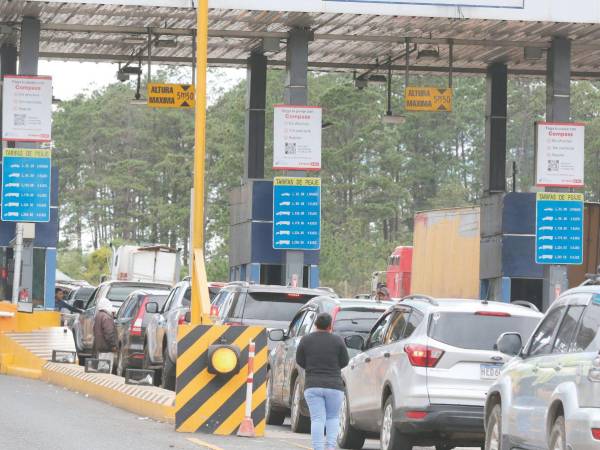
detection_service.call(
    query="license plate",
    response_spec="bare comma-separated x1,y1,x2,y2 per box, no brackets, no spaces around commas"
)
480,364,502,380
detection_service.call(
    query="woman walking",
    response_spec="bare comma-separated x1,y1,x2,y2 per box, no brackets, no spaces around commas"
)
296,312,350,450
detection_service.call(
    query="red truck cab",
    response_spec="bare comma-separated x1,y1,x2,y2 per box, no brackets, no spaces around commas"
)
386,246,413,298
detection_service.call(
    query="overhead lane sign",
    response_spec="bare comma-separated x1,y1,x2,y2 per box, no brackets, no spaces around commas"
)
1,148,52,223
2,75,53,142
405,87,452,112
535,122,585,188
273,105,322,171
147,83,195,108
535,192,584,265
273,177,321,251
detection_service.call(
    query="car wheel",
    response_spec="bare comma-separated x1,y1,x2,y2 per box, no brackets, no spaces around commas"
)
290,379,310,433
485,404,508,450
338,390,366,449
265,371,285,426
161,346,176,391
549,416,566,450
380,396,411,450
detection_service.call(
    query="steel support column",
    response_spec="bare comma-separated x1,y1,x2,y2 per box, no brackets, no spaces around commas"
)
244,51,267,179
1,42,18,154
284,28,311,287
543,36,571,311
483,63,507,194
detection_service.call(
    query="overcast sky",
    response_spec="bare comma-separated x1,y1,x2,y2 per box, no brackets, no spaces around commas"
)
38,60,245,102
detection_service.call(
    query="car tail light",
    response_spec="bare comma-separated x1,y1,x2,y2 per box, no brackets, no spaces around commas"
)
225,321,243,326
287,293,301,298
592,429,600,440
588,355,600,382
209,304,219,320
130,297,148,336
475,311,511,317
405,411,428,420
404,344,444,367
178,314,187,325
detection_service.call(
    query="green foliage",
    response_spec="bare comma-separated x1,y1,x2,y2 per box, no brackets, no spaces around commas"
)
53,69,600,296
57,247,111,285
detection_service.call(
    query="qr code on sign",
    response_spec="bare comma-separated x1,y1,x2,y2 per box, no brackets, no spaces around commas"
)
547,160,559,172
14,114,25,127
285,142,296,155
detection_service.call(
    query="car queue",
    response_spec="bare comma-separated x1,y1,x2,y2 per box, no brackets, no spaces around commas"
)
60,275,600,450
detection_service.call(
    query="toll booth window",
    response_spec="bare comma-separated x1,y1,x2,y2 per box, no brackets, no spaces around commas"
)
242,292,316,321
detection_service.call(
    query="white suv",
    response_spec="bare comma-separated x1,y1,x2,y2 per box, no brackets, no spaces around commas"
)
339,296,542,450
485,286,600,450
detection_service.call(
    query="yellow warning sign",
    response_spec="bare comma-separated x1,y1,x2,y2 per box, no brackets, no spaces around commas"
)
405,87,452,112
147,83,195,108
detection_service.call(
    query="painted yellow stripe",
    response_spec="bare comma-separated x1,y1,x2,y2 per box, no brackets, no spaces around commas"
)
176,326,228,376
212,377,267,435
255,417,266,436
176,327,264,410
186,437,224,450
179,346,268,432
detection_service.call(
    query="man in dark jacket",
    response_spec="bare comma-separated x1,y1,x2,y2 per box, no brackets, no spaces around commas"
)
93,297,117,354
296,312,349,450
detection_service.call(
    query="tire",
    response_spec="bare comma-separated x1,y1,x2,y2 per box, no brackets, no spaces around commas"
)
380,396,412,450
290,378,311,433
338,390,366,449
549,416,566,450
485,404,508,450
265,371,286,426
161,346,176,391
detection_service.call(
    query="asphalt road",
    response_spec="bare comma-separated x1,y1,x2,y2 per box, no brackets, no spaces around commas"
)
0,375,475,450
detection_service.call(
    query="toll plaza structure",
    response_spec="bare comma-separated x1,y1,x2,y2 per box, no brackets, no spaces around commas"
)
1,0,600,303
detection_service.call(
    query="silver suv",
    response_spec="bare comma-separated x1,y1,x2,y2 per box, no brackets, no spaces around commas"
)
485,286,600,450
339,296,542,450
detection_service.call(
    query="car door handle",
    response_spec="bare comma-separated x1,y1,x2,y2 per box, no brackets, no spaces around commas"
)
533,366,539,373
384,352,391,358
554,364,562,372
365,357,371,363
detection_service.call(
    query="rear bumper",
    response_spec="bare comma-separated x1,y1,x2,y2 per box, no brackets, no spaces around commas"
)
567,408,600,450
394,404,484,445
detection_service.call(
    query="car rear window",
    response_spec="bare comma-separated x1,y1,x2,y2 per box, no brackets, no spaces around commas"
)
333,309,385,334
242,292,316,321
107,284,169,302
428,312,540,351
148,294,169,309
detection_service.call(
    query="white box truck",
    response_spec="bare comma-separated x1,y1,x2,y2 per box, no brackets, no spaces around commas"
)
111,245,181,286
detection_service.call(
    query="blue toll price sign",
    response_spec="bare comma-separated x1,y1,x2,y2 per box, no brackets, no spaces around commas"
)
1,148,51,222
535,192,584,265
273,177,321,251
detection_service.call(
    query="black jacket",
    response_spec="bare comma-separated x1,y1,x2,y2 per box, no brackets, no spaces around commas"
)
296,331,349,391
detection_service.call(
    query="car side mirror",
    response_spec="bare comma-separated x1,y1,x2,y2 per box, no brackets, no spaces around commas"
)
145,302,159,314
268,329,286,342
184,311,191,323
496,332,523,356
73,300,84,310
344,335,365,351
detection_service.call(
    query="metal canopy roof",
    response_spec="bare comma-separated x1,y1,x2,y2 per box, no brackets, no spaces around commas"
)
3,1,600,78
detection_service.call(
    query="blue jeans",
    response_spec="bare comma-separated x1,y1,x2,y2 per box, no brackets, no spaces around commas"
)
304,387,344,450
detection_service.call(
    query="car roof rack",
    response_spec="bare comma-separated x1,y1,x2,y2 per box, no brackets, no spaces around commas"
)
400,294,439,306
510,300,540,312
225,281,250,287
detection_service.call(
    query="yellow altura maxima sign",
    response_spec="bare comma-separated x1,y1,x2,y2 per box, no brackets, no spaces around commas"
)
147,83,195,108
405,87,453,112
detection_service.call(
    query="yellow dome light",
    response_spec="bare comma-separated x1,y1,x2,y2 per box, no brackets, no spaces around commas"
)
208,344,240,375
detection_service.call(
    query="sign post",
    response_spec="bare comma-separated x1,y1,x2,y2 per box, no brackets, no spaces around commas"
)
273,177,321,251
405,87,452,112
1,148,51,223
273,105,322,171
535,192,584,265
535,122,585,188
1,75,52,142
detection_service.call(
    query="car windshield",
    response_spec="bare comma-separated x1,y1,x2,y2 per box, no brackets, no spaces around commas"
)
107,284,169,302
428,312,540,351
73,287,94,301
333,308,385,334
242,292,317,321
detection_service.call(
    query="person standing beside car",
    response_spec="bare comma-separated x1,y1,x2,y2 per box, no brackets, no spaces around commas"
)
296,312,350,450
93,297,117,365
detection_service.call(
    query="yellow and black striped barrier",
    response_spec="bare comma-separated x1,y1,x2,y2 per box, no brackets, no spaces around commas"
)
175,324,267,436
